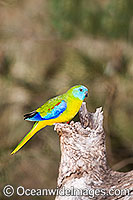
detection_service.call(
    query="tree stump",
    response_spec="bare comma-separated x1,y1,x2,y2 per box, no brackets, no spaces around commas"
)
55,103,133,200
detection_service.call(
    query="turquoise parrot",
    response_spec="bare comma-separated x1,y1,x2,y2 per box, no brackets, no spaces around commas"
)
11,85,88,155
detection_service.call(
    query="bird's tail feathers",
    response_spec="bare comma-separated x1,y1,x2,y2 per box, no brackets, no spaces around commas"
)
10,121,46,155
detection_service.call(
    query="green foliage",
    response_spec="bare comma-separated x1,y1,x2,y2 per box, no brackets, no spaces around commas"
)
80,0,103,35
50,0,81,38
102,0,133,40
50,0,103,38
50,0,133,41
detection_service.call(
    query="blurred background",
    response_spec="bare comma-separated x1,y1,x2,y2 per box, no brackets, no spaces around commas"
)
0,0,133,199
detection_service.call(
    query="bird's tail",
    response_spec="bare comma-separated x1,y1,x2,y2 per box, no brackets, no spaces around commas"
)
10,121,46,155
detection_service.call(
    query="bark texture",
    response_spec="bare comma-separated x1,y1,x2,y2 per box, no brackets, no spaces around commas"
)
55,103,133,200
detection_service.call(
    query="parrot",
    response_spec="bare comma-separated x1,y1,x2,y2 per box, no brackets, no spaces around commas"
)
10,85,88,155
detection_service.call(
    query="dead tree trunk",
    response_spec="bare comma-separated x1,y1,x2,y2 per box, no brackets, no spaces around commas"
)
55,103,133,200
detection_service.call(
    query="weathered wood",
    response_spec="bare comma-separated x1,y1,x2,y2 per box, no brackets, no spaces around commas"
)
55,103,133,200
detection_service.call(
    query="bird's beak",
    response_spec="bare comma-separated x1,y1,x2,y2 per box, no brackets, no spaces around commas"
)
85,91,88,98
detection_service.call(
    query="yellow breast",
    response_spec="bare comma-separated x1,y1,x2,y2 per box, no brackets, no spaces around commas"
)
46,98,82,125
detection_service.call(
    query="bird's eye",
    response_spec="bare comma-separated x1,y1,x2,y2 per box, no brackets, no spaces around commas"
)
80,89,83,92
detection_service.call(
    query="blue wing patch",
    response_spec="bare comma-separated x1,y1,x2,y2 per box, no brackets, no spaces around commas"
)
25,100,67,121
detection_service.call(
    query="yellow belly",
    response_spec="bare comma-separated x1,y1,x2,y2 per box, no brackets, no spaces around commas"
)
57,99,82,122
42,99,83,125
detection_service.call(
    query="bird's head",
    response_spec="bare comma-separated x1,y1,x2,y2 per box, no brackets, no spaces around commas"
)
68,85,89,101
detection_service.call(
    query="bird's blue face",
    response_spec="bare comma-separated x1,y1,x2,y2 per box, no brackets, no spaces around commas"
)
72,85,88,101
